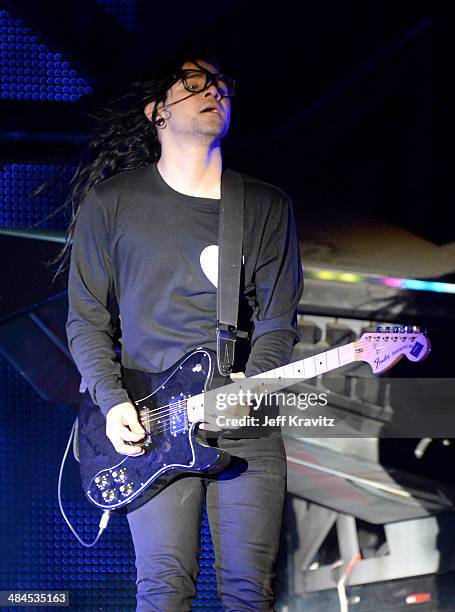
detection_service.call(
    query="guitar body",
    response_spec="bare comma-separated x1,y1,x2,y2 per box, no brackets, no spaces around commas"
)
77,327,430,512
78,348,231,512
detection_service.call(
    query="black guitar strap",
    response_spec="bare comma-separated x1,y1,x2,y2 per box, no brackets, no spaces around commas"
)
216,168,244,376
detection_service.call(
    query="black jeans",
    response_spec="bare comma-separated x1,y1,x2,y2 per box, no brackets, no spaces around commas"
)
126,433,287,611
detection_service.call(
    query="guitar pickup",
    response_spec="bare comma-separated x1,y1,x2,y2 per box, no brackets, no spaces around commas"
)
169,397,188,437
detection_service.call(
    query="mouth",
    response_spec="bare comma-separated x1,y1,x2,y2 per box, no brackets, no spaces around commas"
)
200,104,221,114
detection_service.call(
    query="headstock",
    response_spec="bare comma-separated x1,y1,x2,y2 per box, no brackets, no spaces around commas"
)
354,326,431,374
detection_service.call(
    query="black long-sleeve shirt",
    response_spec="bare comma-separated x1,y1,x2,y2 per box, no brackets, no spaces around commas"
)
66,162,303,417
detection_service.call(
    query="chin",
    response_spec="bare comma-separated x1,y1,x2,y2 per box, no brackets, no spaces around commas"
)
197,127,227,141
189,118,229,141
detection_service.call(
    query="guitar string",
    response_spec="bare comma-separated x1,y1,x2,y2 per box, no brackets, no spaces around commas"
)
139,386,260,429
138,335,418,430
137,341,359,421
135,336,416,435
139,397,248,436
138,333,413,427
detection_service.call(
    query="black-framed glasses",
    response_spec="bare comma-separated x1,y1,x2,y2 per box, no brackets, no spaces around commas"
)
174,68,236,98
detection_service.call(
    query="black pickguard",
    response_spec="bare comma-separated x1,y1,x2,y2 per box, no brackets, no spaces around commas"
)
78,347,231,512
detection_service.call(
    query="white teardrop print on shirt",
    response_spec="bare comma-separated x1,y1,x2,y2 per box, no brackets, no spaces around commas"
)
200,245,219,287
200,245,245,288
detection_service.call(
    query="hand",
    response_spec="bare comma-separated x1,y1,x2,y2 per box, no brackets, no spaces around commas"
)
230,371,246,381
105,401,146,456
199,371,249,431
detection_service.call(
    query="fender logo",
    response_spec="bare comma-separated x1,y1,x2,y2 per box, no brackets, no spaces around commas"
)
374,353,390,369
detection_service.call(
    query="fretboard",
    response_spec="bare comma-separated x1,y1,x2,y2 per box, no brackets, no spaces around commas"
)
186,342,356,423
249,342,355,384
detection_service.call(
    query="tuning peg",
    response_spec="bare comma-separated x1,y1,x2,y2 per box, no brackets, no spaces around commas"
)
404,325,420,333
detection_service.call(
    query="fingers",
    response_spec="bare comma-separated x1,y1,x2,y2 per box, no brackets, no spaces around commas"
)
105,426,145,455
105,402,146,456
107,430,145,455
112,426,145,455
122,412,146,437
230,371,246,380
106,420,145,443
121,405,145,440
118,424,146,442
116,441,145,456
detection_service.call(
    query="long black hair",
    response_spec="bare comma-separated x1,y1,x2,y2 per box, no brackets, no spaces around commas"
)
53,50,222,277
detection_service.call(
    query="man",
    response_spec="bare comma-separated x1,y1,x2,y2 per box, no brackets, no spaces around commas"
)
67,54,303,611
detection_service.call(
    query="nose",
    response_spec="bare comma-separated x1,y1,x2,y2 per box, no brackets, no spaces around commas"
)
203,81,222,101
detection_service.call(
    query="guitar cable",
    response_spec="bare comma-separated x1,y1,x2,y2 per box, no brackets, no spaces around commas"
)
57,417,111,547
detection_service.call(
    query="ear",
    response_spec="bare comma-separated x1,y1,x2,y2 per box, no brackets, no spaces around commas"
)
144,100,158,122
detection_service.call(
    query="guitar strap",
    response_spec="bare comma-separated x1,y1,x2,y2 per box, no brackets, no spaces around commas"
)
216,168,244,376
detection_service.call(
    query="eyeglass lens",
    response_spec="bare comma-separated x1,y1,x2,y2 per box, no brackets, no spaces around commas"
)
182,70,234,97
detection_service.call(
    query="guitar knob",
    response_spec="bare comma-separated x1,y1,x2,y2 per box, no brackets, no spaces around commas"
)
102,489,117,502
112,468,127,483
95,474,109,489
119,483,134,497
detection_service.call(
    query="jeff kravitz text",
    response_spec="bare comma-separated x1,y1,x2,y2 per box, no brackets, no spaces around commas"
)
214,389,333,428
216,414,335,428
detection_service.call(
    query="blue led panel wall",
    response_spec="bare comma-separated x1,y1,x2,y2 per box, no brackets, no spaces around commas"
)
97,0,136,31
0,163,76,230
0,159,222,609
0,356,221,610
0,9,92,102
0,355,137,610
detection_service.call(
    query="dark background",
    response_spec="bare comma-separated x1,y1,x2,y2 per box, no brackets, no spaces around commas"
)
2,0,435,241
0,2,441,610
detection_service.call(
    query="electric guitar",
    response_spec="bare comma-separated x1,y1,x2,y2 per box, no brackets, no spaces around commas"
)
78,327,430,511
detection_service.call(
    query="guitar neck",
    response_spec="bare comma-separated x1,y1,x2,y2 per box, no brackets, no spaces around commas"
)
187,342,357,423
248,341,356,389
